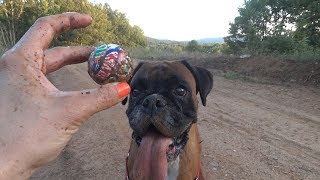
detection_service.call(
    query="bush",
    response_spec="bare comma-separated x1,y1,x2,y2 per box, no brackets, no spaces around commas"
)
266,37,320,63
281,48,320,63
185,40,199,52
261,35,295,54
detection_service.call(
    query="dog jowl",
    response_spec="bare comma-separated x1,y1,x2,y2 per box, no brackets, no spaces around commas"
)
123,60,213,180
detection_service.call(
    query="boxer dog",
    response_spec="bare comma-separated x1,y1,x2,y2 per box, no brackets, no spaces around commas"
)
122,60,213,180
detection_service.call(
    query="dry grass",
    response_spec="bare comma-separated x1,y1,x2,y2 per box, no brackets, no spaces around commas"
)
127,47,222,61
128,46,320,63
0,45,7,56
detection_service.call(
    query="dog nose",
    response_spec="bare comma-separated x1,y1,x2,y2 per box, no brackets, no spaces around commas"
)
142,94,167,110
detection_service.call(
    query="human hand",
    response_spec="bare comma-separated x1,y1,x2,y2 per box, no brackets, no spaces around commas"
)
0,13,130,179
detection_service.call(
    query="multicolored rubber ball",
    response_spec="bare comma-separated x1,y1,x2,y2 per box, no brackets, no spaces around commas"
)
88,44,134,84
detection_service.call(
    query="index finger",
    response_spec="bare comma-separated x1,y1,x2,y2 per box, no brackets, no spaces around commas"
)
15,12,92,50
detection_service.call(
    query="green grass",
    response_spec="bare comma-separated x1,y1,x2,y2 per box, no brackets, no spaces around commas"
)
280,48,320,63
223,71,271,84
223,71,241,80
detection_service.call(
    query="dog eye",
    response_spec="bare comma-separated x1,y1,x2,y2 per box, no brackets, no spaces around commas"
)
131,89,141,97
174,87,187,96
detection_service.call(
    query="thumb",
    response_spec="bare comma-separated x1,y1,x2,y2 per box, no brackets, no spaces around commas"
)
59,82,130,118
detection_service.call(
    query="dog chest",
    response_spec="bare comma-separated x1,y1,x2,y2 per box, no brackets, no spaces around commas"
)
166,156,180,180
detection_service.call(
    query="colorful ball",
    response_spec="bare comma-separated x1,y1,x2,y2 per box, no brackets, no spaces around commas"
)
88,44,134,84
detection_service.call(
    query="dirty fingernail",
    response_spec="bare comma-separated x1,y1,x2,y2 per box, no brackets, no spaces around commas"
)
117,82,131,98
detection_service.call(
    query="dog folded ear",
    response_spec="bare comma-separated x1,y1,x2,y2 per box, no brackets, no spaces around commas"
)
180,60,213,106
122,62,144,105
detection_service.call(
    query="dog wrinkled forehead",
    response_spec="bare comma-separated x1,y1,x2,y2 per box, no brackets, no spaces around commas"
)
131,62,197,93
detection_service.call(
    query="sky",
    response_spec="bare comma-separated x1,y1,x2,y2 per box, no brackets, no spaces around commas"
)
92,0,244,41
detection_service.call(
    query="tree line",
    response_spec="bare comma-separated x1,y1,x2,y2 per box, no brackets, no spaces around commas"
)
0,0,147,49
2,0,319,62
225,0,320,57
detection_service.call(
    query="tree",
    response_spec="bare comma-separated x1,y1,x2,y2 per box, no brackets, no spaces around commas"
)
186,40,199,52
293,0,320,47
225,0,320,55
105,5,147,47
0,0,24,47
0,0,147,49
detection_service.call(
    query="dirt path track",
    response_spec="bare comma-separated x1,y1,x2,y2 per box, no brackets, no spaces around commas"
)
31,63,320,180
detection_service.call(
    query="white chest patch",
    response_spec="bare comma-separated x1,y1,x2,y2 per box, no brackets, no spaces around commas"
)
166,156,180,180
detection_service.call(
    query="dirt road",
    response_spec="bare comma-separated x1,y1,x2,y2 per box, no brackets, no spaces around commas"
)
31,63,320,180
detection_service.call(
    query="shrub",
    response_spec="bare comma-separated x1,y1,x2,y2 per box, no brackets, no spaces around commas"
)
282,48,320,63
261,35,295,54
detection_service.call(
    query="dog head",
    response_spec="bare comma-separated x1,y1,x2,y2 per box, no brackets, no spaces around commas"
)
123,60,213,162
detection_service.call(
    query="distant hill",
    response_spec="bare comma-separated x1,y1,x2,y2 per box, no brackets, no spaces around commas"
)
197,37,224,43
146,37,186,45
146,37,224,45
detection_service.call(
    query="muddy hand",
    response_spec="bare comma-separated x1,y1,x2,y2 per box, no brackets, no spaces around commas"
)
0,13,130,179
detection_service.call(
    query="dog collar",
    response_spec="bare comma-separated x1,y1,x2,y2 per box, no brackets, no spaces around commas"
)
125,152,201,180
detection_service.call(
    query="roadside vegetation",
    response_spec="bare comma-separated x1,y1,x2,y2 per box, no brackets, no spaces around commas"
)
223,71,272,84
127,40,227,61
1,0,319,63
131,0,320,63
224,0,320,63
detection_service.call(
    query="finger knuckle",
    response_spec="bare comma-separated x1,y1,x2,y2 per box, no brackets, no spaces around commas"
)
36,16,50,26
34,17,54,32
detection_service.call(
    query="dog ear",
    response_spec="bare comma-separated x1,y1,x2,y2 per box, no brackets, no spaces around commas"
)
122,62,144,105
180,60,213,106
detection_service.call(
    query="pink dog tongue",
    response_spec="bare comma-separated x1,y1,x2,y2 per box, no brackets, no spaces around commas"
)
132,130,171,180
